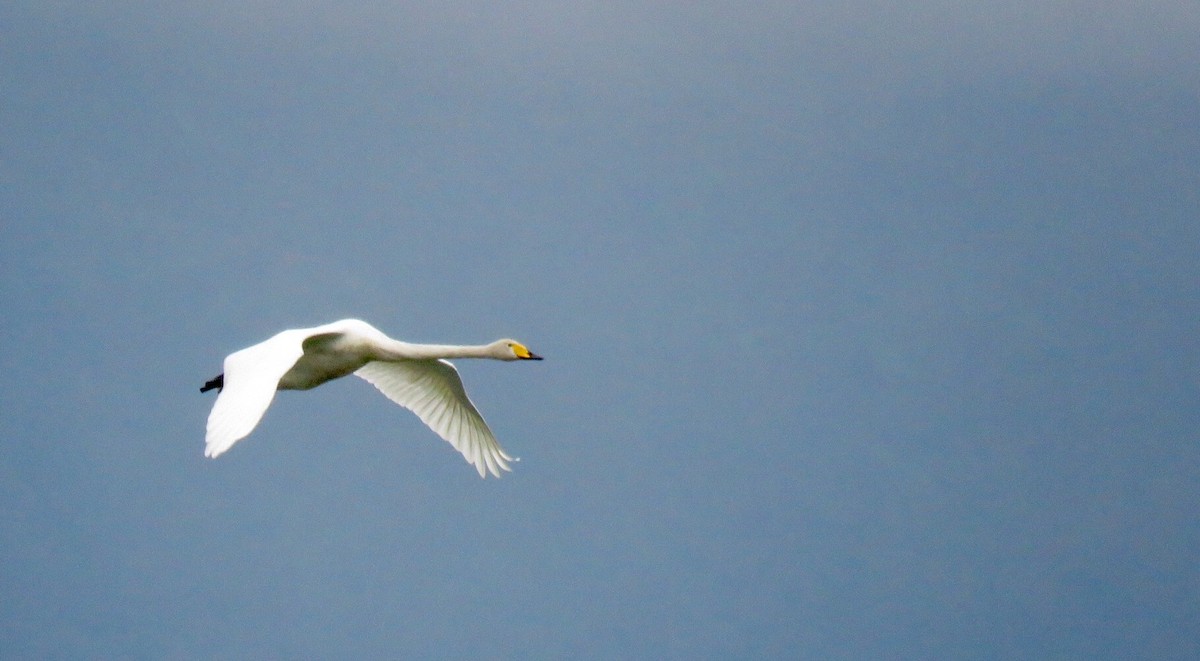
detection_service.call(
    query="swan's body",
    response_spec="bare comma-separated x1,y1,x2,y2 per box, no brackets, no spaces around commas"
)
201,319,541,478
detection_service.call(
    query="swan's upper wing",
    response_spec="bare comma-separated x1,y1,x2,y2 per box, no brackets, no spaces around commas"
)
205,329,311,458
355,359,515,478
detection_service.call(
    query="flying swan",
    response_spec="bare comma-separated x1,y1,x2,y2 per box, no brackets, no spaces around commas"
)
200,319,541,477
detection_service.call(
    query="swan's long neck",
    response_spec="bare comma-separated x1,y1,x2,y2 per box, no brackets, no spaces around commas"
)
382,341,496,361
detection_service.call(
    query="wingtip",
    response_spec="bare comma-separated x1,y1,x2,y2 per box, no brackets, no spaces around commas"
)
203,439,229,459
475,457,512,479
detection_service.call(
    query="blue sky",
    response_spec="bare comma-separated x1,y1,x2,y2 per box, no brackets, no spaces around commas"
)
2,2,1198,658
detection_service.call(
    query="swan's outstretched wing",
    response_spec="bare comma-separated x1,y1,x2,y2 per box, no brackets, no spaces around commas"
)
205,330,309,458
355,360,515,478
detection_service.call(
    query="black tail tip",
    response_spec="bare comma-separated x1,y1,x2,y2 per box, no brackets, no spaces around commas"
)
200,374,224,393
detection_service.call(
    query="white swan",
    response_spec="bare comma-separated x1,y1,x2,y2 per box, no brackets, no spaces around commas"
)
200,319,541,478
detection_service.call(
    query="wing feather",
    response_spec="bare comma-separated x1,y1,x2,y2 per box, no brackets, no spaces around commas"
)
204,330,308,458
354,359,515,478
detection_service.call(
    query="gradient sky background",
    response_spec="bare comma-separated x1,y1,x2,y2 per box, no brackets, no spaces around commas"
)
2,2,1198,658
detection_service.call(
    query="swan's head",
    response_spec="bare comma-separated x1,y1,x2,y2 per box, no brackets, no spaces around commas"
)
494,339,543,361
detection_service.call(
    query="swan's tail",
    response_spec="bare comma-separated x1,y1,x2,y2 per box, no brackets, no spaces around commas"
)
200,374,224,393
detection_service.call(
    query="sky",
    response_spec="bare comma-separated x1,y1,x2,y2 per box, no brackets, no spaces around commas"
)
1,1,1198,658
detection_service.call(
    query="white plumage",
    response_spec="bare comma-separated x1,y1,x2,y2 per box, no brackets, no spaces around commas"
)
201,319,541,478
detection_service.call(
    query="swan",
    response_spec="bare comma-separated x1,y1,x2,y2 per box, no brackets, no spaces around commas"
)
200,319,541,478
